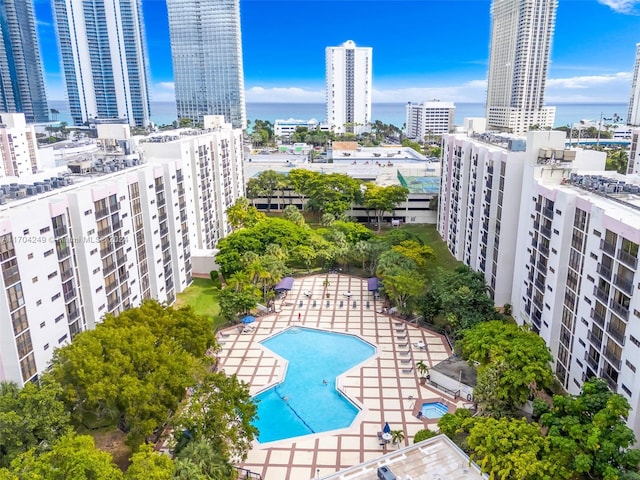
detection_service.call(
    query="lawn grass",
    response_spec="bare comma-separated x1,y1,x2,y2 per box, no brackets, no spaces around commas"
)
174,277,224,327
385,224,461,273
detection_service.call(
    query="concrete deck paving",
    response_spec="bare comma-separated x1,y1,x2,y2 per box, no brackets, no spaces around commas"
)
216,273,470,480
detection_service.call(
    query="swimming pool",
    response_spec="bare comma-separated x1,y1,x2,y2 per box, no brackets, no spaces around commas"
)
420,402,448,419
253,327,375,443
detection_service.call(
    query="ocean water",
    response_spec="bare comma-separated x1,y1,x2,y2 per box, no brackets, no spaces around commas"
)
48,100,628,130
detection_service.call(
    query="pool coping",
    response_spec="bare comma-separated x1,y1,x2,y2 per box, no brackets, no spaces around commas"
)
249,325,380,449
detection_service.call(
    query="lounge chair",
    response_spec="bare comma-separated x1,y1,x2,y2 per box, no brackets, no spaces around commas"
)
219,332,230,338
402,368,414,374
397,342,409,347
400,359,412,364
394,321,403,326
366,301,370,308
399,350,411,356
397,335,407,340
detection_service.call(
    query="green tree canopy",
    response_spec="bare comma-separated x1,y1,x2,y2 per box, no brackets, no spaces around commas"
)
539,378,640,479
124,444,174,480
5,433,123,480
174,372,258,461
50,301,211,447
0,381,71,468
362,184,409,231
226,197,266,230
460,321,553,415
305,173,362,217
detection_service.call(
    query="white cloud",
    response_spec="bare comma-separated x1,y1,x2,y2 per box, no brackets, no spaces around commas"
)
597,0,640,13
150,81,175,102
245,86,325,102
545,72,632,102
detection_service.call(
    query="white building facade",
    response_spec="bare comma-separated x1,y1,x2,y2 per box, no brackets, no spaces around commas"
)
439,130,640,437
628,43,640,127
405,101,455,140
52,0,151,127
326,40,372,135
485,0,557,134
0,119,244,386
0,113,39,178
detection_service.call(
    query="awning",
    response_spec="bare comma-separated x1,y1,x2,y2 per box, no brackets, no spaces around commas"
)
367,277,380,292
275,276,294,291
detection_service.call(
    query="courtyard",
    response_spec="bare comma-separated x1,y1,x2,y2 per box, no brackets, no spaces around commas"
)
216,273,473,479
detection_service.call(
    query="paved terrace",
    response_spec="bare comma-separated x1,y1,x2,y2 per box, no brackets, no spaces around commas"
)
216,274,473,480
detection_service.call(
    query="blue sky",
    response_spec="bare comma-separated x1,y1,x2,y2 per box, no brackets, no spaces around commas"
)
34,0,639,103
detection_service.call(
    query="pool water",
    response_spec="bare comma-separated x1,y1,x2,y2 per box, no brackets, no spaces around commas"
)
254,327,375,443
420,402,448,419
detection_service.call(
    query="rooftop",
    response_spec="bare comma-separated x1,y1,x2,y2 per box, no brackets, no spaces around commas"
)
322,435,485,480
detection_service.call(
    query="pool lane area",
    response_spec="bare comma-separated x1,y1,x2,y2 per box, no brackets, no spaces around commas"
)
215,274,465,480
254,328,375,443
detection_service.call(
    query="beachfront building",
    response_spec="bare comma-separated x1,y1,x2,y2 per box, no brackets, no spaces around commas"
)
405,100,455,140
0,117,244,386
438,130,640,438
0,113,40,178
0,0,48,123
628,43,640,127
166,0,246,129
485,0,557,134
274,118,323,138
51,0,151,127
326,40,372,135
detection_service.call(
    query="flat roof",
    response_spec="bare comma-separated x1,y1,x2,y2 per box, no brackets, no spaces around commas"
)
322,435,485,480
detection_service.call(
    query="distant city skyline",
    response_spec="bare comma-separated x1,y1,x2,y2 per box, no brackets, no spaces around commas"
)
34,0,639,105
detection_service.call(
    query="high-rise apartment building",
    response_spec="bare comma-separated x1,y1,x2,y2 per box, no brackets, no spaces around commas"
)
485,0,557,134
326,40,372,135
166,0,246,129
51,0,151,127
0,0,48,123
405,101,455,140
0,117,244,386
0,113,40,178
439,130,640,438
628,43,640,127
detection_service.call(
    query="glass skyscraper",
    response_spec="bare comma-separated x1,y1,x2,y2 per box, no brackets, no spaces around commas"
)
52,0,151,127
0,0,48,123
167,0,246,129
485,0,557,134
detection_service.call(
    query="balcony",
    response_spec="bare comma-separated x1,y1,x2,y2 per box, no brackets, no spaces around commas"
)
61,268,73,282
600,369,618,392
540,225,552,238
534,278,545,292
100,243,114,257
2,264,20,286
587,330,602,349
95,207,109,219
542,206,554,219
593,286,609,303
591,308,606,327
539,244,549,257
606,322,626,346
609,300,629,320
103,262,116,275
54,226,67,237
584,351,599,371
57,246,71,260
63,288,76,303
536,260,548,274
108,300,119,311
603,346,622,369
600,239,616,256
597,263,612,280
111,220,122,232
613,274,634,296
617,249,638,270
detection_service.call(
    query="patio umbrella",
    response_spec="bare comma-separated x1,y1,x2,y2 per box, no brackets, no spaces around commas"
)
242,315,255,324
383,422,391,434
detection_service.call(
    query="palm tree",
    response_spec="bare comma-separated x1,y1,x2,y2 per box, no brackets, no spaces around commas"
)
416,360,429,382
391,429,405,449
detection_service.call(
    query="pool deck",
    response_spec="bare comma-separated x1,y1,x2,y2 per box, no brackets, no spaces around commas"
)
217,273,469,480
